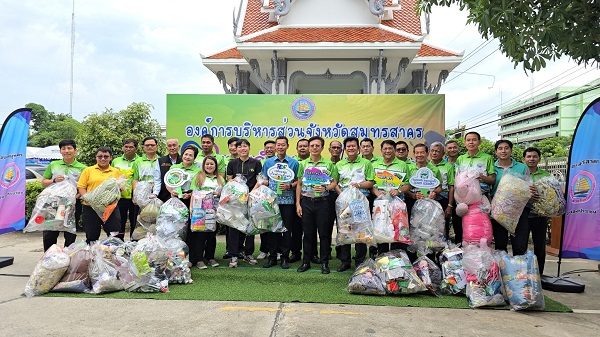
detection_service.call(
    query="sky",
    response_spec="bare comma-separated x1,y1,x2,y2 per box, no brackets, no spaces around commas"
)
1,0,598,141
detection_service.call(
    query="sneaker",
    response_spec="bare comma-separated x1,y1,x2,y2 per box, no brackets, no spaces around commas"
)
229,257,238,268
196,261,208,270
243,255,258,265
209,259,219,267
257,252,268,260
277,253,281,261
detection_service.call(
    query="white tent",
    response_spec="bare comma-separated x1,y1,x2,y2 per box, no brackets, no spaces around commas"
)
33,145,62,159
26,147,41,159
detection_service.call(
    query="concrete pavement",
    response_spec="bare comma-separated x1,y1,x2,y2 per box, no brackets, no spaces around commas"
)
1,231,599,336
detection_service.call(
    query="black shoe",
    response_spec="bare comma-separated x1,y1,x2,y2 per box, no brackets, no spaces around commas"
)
263,259,277,268
355,259,364,266
321,262,330,274
337,262,351,272
289,254,300,263
297,263,311,272
369,252,377,260
311,256,320,264
223,253,231,259
281,258,290,269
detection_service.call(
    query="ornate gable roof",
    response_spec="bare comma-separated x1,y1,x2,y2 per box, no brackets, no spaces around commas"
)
417,44,459,57
243,27,417,43
242,0,422,39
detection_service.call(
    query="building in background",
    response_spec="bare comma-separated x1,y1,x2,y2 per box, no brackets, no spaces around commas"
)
498,78,600,145
201,0,463,95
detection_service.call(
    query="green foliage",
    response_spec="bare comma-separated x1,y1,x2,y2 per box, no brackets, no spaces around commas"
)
28,115,82,147
25,102,53,133
532,135,572,158
418,0,600,72
76,102,164,165
26,181,44,220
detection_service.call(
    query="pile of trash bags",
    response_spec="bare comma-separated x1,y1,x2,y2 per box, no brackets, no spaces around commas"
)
24,181,78,234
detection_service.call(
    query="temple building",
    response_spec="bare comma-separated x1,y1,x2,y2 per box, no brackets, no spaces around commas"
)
201,0,463,95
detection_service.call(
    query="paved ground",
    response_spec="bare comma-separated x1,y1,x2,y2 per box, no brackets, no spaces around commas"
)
1,231,599,336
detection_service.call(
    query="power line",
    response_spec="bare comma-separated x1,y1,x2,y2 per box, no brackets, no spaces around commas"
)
456,65,587,127
445,48,498,85
455,83,600,135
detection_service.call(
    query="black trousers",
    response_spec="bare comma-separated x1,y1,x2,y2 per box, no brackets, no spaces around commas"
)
188,230,217,264
492,207,530,254
437,197,450,241
81,205,121,244
301,197,331,264
266,204,295,260
259,233,269,254
117,198,138,240
226,228,255,258
450,200,463,245
528,215,549,274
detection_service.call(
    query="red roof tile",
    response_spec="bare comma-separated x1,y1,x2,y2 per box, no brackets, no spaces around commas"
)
206,47,244,59
244,27,416,43
242,0,277,36
381,0,422,36
417,44,459,57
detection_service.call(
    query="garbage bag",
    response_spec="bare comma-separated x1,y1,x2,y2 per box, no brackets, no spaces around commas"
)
409,199,445,255
491,172,532,234
531,176,566,217
24,244,70,297
156,197,189,240
412,256,442,297
216,174,250,233
463,239,505,308
52,241,92,293
497,250,545,311
248,185,285,235
24,181,77,234
374,250,424,295
81,177,121,222
347,259,386,296
372,194,412,244
88,243,125,294
125,234,169,293
439,245,467,295
335,186,374,246
190,190,217,232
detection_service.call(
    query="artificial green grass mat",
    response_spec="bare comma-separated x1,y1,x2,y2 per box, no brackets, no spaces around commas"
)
43,243,572,312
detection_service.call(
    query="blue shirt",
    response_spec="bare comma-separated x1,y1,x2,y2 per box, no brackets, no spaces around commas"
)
492,158,530,197
261,155,299,205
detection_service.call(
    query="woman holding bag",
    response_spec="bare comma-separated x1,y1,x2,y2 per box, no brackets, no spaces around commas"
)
189,155,224,269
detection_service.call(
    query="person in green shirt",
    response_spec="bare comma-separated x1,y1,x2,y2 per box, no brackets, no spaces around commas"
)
455,131,496,194
523,147,552,274
223,137,239,168
190,155,224,270
491,139,532,254
132,136,162,199
296,136,338,274
195,134,226,177
257,139,276,260
111,138,139,241
334,137,375,272
41,139,87,251
395,140,417,171
429,141,455,242
370,139,409,254
403,144,443,209
360,138,381,163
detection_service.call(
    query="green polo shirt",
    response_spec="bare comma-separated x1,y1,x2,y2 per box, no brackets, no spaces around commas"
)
168,163,201,195
111,154,138,199
371,157,408,191
361,154,381,164
432,160,455,197
298,157,339,198
529,168,551,183
43,159,87,188
456,151,495,193
407,162,443,194
400,158,417,172
336,156,375,196
195,152,226,175
492,159,530,197
132,155,159,182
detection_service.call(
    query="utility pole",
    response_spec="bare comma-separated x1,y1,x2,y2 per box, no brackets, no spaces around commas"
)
69,0,75,117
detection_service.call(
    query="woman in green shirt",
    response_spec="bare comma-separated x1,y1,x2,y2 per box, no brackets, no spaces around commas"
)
189,155,224,269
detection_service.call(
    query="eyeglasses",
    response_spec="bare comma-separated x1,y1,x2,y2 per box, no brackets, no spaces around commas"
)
96,155,110,159
143,144,157,147
396,148,407,152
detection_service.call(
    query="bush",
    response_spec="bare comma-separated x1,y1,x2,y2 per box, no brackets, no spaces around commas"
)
26,181,44,220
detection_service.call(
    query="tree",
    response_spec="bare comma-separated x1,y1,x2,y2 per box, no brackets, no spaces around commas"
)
418,0,600,72
28,114,82,147
76,102,164,165
532,135,572,158
25,103,53,133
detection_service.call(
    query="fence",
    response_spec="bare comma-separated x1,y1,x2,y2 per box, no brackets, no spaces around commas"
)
539,156,568,189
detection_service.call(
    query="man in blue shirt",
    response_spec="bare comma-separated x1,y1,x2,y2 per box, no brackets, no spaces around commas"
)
261,136,299,269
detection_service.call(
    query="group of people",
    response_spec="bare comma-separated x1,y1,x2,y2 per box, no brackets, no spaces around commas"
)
40,130,552,276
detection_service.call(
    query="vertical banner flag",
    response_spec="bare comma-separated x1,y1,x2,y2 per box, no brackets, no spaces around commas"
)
562,97,600,260
166,94,445,158
0,108,32,235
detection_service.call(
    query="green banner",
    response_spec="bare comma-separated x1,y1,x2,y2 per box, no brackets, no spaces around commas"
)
167,94,445,159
